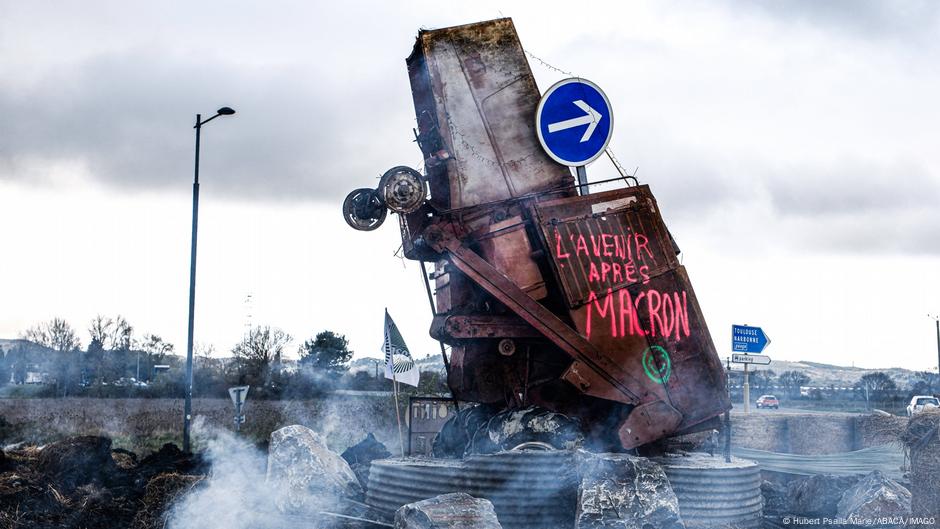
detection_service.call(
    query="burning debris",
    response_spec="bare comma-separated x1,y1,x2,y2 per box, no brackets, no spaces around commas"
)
35,436,117,490
0,436,205,529
132,473,204,529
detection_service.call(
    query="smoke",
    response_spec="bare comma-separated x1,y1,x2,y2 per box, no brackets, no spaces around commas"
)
165,418,280,529
166,407,392,529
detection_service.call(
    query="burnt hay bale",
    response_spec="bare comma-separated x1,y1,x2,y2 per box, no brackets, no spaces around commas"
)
901,409,940,519
36,436,117,489
131,472,204,529
136,443,206,483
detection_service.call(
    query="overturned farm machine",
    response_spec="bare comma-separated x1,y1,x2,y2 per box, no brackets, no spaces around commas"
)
343,18,730,450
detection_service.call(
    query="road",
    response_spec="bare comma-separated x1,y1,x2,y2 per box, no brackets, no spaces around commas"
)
730,404,869,416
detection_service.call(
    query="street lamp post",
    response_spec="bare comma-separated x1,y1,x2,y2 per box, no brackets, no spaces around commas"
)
930,314,940,383
184,106,235,452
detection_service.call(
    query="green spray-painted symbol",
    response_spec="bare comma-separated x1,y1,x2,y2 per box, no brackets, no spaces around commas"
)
642,346,672,384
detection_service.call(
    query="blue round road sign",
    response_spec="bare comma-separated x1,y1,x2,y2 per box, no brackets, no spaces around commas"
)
535,78,613,167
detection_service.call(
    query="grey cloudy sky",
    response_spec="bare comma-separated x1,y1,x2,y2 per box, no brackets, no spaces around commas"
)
1,1,938,370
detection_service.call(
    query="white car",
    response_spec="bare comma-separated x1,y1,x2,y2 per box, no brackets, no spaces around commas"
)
906,395,940,416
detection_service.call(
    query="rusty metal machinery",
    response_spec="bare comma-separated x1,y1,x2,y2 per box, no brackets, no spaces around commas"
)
343,18,730,450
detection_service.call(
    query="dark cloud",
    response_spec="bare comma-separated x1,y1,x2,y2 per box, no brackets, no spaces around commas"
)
0,49,418,202
760,160,940,254
633,154,752,222
767,160,939,216
783,209,940,255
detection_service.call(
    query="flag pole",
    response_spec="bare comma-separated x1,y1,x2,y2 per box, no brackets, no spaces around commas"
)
384,307,407,458
391,366,405,458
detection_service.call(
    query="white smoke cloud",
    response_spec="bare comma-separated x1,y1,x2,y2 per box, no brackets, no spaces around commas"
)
166,418,280,529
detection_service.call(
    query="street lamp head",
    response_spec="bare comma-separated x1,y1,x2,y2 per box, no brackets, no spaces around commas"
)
217,106,236,116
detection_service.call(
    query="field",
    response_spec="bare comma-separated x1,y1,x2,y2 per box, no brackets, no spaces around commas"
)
0,396,910,458
0,396,400,454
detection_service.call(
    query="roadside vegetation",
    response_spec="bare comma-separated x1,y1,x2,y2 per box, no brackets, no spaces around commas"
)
0,316,449,401
728,368,940,415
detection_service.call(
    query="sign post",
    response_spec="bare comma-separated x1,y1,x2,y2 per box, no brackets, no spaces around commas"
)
228,385,249,433
724,356,731,462
731,325,771,414
535,78,614,196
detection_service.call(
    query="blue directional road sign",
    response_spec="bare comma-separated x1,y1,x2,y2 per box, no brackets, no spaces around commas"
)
731,324,771,353
536,78,614,167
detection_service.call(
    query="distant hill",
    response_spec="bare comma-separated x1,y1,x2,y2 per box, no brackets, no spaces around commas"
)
350,354,928,388
741,359,924,389
350,354,445,374
0,339,54,355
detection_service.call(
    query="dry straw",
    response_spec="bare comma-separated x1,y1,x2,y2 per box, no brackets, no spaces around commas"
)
901,409,940,520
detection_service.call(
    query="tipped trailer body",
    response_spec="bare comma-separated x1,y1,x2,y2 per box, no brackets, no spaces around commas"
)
344,18,729,449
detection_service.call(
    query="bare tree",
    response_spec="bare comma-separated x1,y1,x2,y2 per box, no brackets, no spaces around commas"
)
140,334,173,358
778,370,810,399
23,317,80,352
750,369,777,391
88,315,113,349
232,326,292,386
912,371,940,396
858,372,897,409
110,315,134,351
85,314,135,351
137,334,174,381
195,342,216,368
22,318,81,396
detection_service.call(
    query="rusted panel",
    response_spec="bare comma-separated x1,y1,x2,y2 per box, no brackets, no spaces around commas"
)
566,266,731,435
619,400,684,449
407,18,572,210
530,185,730,436
447,343,517,404
475,215,547,300
427,228,657,407
534,185,679,308
431,314,541,341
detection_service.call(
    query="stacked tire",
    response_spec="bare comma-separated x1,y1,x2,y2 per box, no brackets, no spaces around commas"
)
367,450,577,529
652,453,763,529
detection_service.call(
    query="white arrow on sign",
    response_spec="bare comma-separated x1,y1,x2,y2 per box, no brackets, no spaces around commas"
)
547,100,602,143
